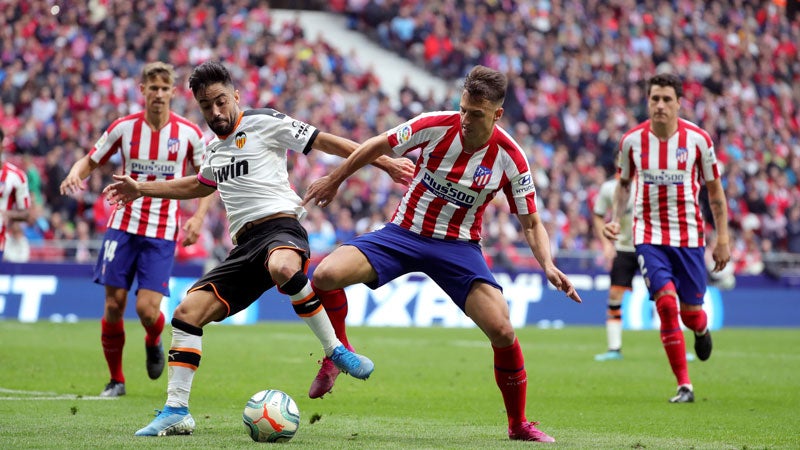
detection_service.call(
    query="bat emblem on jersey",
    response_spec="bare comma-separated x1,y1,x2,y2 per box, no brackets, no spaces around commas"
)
235,131,247,149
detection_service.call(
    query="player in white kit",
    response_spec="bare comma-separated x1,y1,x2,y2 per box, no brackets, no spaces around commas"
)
105,61,413,437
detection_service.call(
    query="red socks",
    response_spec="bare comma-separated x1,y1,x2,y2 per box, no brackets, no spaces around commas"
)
101,318,125,383
493,337,528,428
680,309,708,335
655,288,690,386
143,311,165,347
314,285,352,350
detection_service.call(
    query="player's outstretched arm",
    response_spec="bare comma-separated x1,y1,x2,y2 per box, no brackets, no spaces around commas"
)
303,134,393,208
60,155,99,196
104,174,215,210
313,132,414,186
518,212,582,303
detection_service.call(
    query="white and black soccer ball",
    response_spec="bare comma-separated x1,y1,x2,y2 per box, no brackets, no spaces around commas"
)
242,389,300,443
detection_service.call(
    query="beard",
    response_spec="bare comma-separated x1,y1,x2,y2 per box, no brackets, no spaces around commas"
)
209,117,233,136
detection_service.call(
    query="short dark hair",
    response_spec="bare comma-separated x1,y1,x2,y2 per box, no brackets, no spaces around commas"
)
188,61,234,96
463,65,507,105
647,73,683,98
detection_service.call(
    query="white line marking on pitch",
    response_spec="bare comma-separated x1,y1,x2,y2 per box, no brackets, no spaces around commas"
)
0,387,117,401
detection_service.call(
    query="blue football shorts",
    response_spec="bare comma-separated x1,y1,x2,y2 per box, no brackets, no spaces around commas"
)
635,244,707,305
347,223,502,311
93,228,176,296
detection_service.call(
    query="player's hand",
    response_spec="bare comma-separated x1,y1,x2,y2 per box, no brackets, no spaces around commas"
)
603,222,621,241
386,157,415,186
711,240,731,273
545,267,582,303
301,176,340,208
60,173,85,196
103,174,141,210
181,216,202,247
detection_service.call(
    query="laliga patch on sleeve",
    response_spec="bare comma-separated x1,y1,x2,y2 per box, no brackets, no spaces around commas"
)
94,131,108,150
703,146,717,165
395,124,412,145
511,172,536,197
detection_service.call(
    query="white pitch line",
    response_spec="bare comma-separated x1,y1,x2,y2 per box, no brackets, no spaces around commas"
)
0,387,117,401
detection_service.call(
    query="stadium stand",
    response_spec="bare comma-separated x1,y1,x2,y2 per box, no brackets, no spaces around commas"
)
1,0,798,277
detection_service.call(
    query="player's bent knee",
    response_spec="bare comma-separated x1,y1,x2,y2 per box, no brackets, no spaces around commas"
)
311,265,338,291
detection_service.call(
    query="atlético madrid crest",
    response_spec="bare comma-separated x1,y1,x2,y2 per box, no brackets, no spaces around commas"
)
473,165,492,186
235,131,247,149
167,138,180,154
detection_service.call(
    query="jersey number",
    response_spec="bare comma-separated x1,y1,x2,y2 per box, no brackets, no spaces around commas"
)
103,240,118,262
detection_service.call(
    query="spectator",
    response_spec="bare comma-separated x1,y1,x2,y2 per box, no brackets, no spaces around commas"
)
3,221,30,263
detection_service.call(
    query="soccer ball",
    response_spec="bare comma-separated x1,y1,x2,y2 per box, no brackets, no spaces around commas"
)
242,389,300,443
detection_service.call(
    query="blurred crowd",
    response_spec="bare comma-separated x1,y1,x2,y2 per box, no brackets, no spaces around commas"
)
1,0,799,276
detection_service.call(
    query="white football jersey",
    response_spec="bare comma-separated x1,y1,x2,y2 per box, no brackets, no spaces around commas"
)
593,178,634,252
198,108,317,240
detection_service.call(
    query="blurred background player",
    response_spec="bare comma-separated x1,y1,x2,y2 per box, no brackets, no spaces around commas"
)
60,62,211,397
604,73,730,403
592,174,635,361
593,173,697,362
0,128,31,261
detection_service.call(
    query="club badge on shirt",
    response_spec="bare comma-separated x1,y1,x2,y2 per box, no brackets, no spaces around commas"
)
235,131,247,149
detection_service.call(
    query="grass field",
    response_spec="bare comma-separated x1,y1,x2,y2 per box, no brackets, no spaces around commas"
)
0,320,798,449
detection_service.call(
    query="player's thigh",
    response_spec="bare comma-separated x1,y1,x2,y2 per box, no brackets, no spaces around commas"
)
134,288,165,321
173,288,228,327
94,229,138,290
313,244,377,289
671,247,707,306
135,236,176,297
103,285,129,315
635,244,674,295
464,282,514,345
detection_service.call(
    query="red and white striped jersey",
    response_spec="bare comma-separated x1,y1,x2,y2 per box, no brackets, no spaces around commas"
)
90,111,205,240
618,118,720,248
385,111,537,241
0,161,31,250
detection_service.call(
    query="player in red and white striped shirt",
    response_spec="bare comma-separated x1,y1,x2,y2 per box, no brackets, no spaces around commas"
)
60,62,211,398
604,73,731,403
0,128,31,260
304,65,581,443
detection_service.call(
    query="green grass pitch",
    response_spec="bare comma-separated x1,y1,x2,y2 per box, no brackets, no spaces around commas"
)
0,320,798,449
